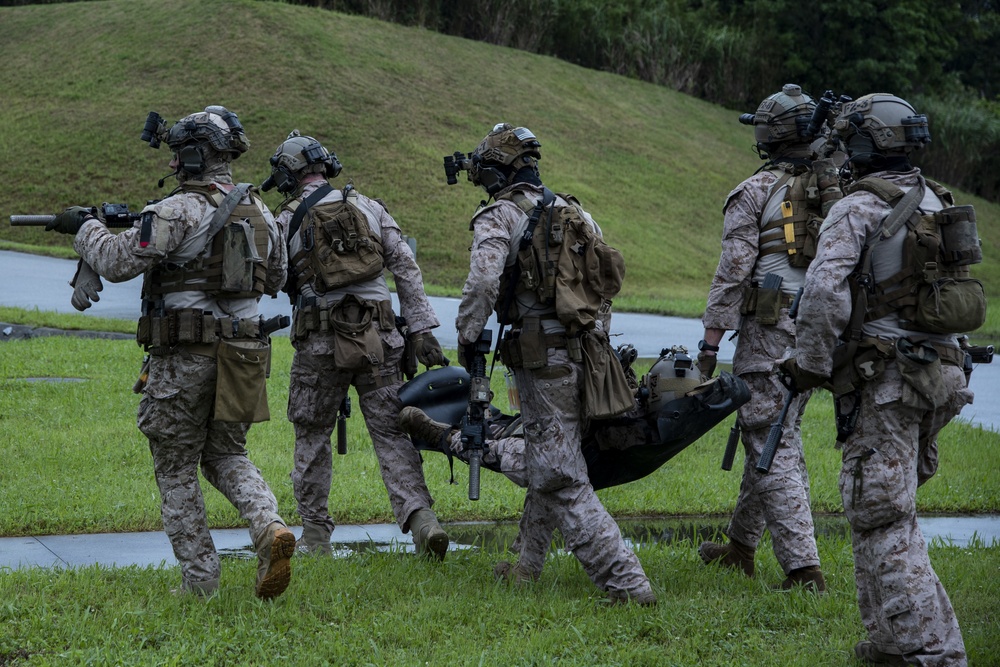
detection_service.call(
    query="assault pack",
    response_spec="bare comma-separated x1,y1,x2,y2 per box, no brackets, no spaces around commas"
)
758,157,843,269
284,183,385,296
847,176,986,335
497,187,626,336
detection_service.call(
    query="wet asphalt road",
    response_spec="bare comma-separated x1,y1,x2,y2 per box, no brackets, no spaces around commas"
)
2,249,996,431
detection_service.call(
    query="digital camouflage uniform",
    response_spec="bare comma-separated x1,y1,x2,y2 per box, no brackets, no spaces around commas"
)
277,180,441,537
702,168,821,575
457,182,652,599
794,168,971,666
74,171,289,594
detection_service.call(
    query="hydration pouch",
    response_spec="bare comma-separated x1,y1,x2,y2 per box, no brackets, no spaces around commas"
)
895,338,948,409
330,295,384,372
215,338,270,423
580,329,634,420
936,205,982,266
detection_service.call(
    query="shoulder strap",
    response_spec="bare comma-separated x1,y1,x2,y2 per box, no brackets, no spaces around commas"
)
880,178,925,239
205,183,252,239
287,183,334,241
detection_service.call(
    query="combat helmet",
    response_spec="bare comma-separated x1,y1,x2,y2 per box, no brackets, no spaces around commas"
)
640,347,703,416
139,105,249,180
469,123,541,196
261,130,342,195
833,93,930,163
746,84,816,157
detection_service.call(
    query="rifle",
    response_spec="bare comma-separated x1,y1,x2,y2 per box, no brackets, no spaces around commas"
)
460,329,493,501
756,286,805,474
261,314,291,336
337,396,351,455
10,203,141,228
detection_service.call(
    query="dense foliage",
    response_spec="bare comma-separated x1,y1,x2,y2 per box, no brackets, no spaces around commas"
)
268,0,1000,201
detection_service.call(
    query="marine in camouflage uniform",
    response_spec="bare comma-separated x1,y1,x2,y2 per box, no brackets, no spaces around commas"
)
264,132,450,559
48,106,295,599
698,85,825,592
785,94,971,666
453,123,654,603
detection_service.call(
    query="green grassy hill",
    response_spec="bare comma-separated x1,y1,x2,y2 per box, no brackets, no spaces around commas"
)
1,0,997,322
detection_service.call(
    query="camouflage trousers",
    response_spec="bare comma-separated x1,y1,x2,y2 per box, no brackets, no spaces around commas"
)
288,337,433,533
726,370,820,574
843,361,971,666
137,350,283,588
512,348,651,597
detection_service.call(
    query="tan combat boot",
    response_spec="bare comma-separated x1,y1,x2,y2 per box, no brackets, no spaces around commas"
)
296,521,333,556
698,537,755,577
493,560,540,585
409,508,449,561
254,522,295,600
399,406,454,448
854,641,908,666
606,587,658,607
777,565,827,594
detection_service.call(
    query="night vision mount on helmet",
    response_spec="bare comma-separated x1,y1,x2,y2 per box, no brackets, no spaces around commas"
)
140,105,250,182
442,123,541,196
261,130,343,195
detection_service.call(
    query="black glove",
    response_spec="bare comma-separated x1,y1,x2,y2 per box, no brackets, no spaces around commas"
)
411,332,448,368
696,351,718,380
46,206,94,235
779,358,827,392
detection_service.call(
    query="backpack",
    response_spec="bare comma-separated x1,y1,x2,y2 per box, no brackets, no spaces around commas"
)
848,176,986,335
286,183,384,294
758,157,843,269
499,187,626,336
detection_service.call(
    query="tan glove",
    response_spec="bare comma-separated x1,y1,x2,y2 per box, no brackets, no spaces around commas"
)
69,259,103,311
411,331,448,368
696,351,717,381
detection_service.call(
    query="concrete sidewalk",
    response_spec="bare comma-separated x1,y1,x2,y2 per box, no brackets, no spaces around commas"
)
2,517,997,571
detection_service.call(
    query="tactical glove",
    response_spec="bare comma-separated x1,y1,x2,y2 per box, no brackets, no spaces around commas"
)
46,206,94,235
696,351,718,380
411,332,448,368
69,260,104,311
779,358,827,392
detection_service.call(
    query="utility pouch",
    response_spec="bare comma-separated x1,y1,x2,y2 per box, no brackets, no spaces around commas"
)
214,338,270,423
911,278,986,334
220,219,261,292
515,320,548,370
330,295,384,372
895,338,948,409
754,288,782,325
580,329,634,420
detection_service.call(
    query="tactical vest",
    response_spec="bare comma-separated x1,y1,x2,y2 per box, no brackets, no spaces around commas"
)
284,184,385,295
847,176,986,335
496,187,625,336
144,183,272,300
758,158,842,269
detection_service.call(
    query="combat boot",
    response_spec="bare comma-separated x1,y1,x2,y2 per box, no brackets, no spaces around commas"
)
172,577,219,598
854,641,908,666
777,565,826,594
409,508,449,561
698,537,755,577
254,522,295,600
606,588,658,607
296,521,333,556
399,406,454,449
493,560,540,585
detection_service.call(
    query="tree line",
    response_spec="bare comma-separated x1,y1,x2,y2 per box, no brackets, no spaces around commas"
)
277,0,1000,202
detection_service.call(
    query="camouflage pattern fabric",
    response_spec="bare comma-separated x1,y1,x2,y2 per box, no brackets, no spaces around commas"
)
702,171,821,574
459,188,651,598
75,177,287,592
276,178,442,535
795,168,972,665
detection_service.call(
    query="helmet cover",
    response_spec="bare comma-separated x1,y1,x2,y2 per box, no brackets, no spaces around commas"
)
753,84,816,146
165,105,250,159
469,123,541,191
833,93,930,155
